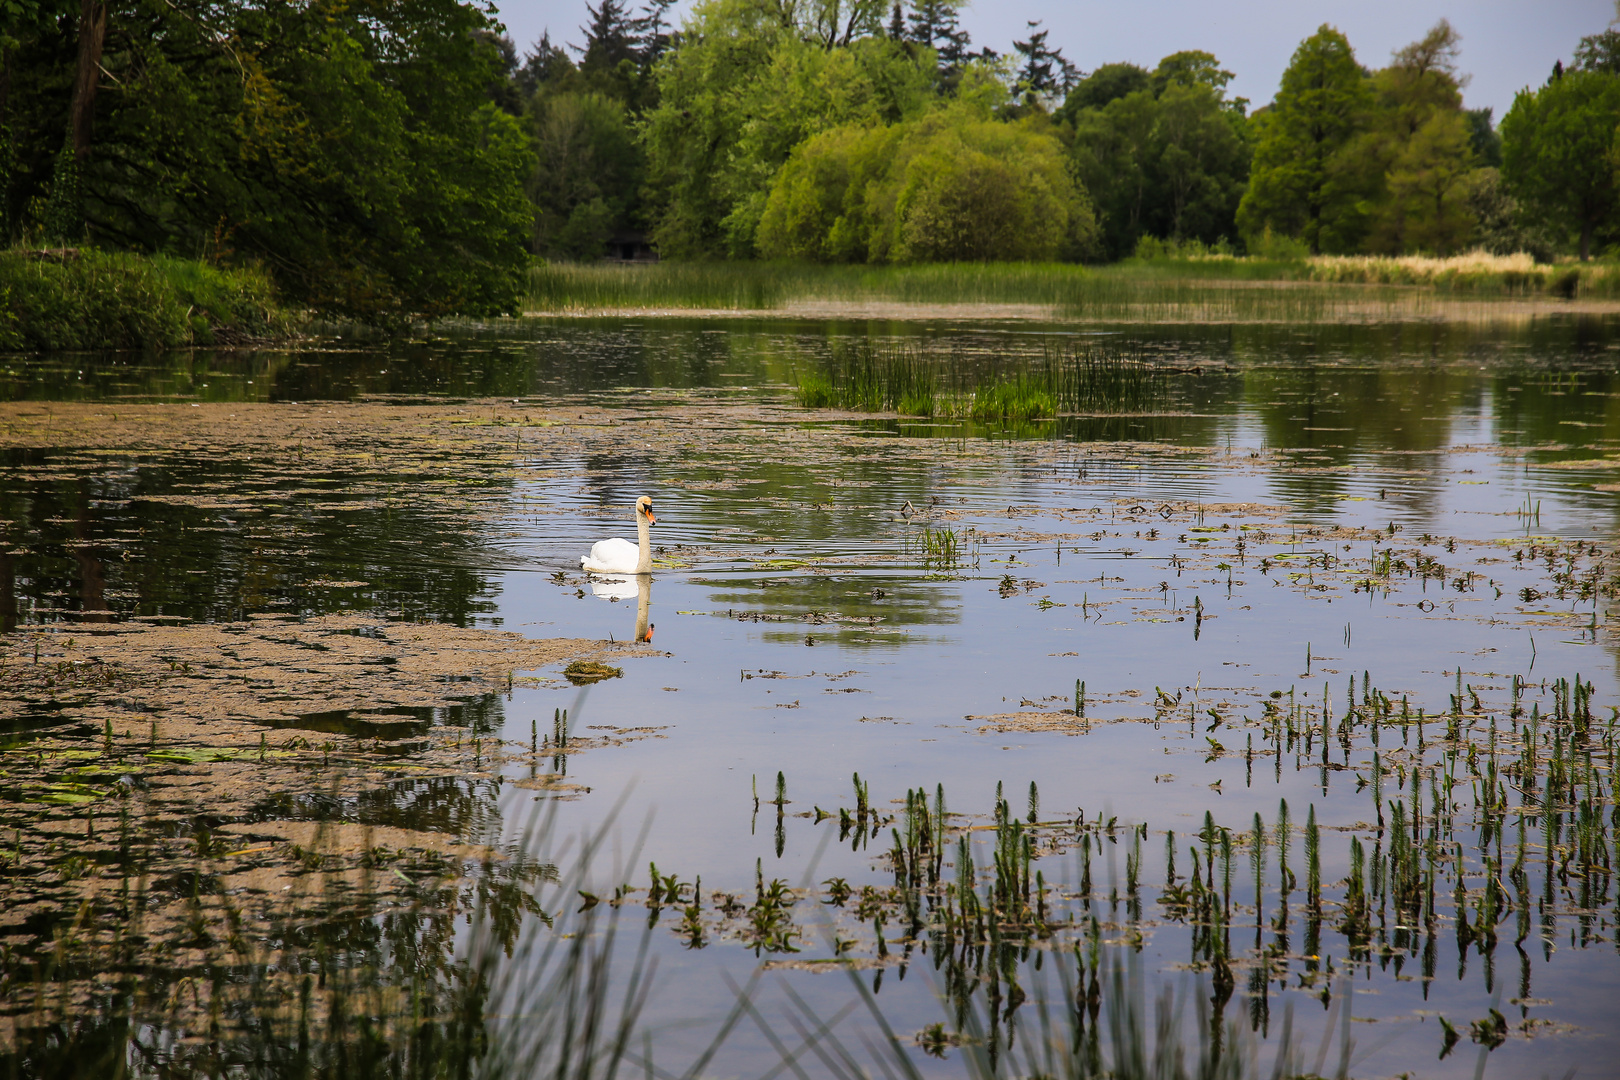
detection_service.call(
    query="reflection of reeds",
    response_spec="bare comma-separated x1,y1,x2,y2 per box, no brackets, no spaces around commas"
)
797,340,1173,418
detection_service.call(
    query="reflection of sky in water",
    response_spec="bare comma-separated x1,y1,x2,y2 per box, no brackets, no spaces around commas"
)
6,317,1620,1076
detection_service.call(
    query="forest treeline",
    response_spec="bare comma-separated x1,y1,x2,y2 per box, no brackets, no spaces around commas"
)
2,0,1618,319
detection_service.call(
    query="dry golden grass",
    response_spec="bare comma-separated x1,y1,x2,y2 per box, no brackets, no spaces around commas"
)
1307,249,1620,296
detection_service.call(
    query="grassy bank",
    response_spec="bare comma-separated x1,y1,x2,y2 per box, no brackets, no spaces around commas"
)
528,251,1620,315
0,249,296,352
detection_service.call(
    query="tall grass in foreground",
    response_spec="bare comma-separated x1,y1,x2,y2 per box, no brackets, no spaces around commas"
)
0,249,292,351
797,340,1176,419
0,790,1307,1080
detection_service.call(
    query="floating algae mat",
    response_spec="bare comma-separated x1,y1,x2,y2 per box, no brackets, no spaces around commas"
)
5,316,1620,1077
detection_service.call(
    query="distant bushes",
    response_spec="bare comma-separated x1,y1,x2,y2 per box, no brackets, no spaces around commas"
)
757,103,1099,264
0,251,293,352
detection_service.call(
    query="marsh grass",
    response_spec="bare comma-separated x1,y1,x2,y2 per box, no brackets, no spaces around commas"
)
1306,252,1619,297
797,340,1174,419
4,663,1612,1076
0,249,291,352
525,255,1617,319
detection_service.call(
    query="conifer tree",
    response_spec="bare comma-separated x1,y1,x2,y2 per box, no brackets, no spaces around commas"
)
1237,24,1375,253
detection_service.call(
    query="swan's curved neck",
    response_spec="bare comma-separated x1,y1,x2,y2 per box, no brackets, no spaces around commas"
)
635,511,653,574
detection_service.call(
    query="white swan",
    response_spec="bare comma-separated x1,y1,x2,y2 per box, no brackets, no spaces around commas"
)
582,496,656,575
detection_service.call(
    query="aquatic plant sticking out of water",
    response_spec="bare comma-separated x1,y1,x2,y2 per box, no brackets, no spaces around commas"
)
797,340,1177,419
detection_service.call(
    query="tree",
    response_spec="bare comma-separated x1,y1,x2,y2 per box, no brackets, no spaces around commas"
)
640,0,932,258
1011,20,1077,106
757,99,1097,262
1059,63,1150,115
1152,50,1234,96
6,0,533,315
1466,167,1552,259
515,31,577,100
1574,27,1620,73
1065,51,1248,258
905,0,969,78
1466,107,1501,168
1365,20,1477,253
1501,68,1620,259
526,91,643,258
1237,25,1376,253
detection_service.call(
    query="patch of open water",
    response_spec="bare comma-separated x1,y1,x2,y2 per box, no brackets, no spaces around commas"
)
4,315,1620,1077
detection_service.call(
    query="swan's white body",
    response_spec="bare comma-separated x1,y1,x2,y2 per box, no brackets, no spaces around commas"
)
582,496,656,575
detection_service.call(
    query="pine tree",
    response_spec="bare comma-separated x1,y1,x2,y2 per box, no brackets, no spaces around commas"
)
578,0,638,76
906,0,971,77
1012,21,1079,104
515,31,575,99
631,0,678,67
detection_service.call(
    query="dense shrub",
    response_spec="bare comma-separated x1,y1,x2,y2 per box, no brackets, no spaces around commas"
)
757,104,1098,263
0,251,290,352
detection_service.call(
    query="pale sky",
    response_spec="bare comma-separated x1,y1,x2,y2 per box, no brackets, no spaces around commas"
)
494,0,1615,121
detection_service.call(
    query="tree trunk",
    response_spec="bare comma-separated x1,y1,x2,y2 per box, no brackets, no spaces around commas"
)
1580,220,1592,262
70,0,109,161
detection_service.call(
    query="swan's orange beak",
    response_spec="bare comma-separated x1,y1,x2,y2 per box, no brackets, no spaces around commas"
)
643,506,656,525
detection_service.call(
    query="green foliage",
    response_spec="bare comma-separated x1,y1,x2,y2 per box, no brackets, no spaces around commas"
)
641,0,935,258
1058,63,1150,115
795,339,1169,418
0,250,289,352
1363,20,1476,254
40,145,81,245
1466,168,1553,260
525,91,643,259
754,124,901,262
758,101,1098,263
1501,68,1620,259
5,0,532,320
1237,24,1376,254
1067,59,1249,259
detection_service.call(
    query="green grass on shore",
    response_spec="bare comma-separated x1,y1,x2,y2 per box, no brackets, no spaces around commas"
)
0,249,294,352
528,252,1620,318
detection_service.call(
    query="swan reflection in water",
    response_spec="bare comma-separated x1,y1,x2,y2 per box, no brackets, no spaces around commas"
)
587,575,654,643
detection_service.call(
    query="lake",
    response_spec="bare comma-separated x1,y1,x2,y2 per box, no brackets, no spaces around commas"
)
2,311,1618,1078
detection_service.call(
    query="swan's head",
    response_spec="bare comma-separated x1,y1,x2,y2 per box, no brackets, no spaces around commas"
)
636,496,656,525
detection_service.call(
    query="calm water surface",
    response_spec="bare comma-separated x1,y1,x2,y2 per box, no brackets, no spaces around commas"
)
4,315,1620,1078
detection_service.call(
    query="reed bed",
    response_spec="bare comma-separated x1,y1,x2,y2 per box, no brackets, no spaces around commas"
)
525,254,1620,319
797,340,1178,419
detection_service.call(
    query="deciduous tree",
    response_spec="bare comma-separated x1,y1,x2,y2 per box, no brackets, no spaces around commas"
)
1501,68,1620,259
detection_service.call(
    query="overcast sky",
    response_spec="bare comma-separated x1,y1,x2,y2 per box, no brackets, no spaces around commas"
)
494,0,1615,120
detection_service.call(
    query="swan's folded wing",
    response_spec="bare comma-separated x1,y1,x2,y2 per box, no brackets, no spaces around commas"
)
582,536,638,573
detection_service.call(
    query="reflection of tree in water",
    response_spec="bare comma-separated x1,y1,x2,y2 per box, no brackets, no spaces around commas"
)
0,450,505,627
0,833,552,1078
